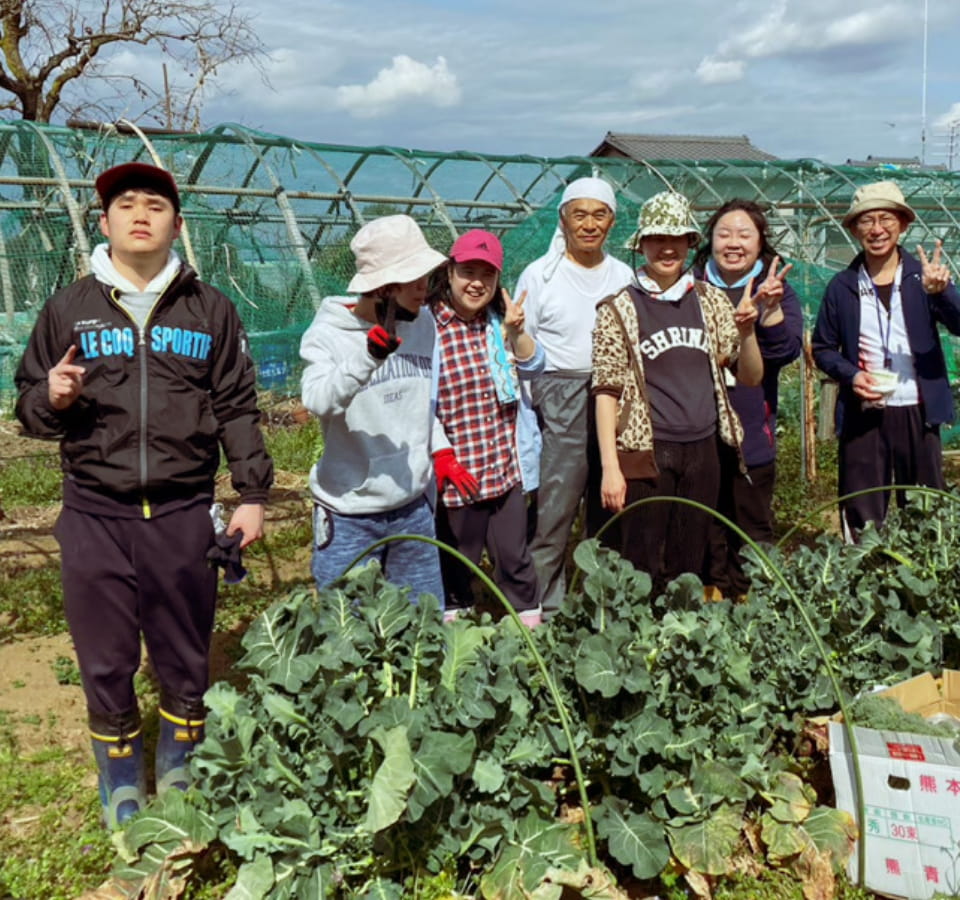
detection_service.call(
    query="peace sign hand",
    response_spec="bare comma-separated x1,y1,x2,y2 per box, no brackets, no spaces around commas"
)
754,255,793,310
918,240,951,294
502,288,527,334
734,276,760,334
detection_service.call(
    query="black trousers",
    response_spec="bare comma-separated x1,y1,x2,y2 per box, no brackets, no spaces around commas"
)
839,403,944,537
620,434,720,596
55,501,218,736
705,451,776,597
437,484,540,613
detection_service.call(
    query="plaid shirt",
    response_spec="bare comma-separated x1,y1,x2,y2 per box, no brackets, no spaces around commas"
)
434,304,520,508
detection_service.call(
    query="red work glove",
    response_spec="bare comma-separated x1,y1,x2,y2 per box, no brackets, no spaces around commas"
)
367,324,402,360
433,448,480,503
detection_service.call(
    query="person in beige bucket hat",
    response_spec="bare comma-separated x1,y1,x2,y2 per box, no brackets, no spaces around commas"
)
813,180,960,540
841,180,916,229
300,214,450,602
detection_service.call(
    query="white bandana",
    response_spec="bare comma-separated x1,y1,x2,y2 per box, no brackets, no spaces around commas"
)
543,176,618,282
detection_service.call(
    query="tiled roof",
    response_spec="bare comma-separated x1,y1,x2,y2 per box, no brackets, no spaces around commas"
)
590,132,778,162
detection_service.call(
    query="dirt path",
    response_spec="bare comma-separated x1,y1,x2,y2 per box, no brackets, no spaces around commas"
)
0,633,89,755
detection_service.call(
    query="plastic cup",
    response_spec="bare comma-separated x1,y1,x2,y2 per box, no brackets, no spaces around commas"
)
869,370,898,395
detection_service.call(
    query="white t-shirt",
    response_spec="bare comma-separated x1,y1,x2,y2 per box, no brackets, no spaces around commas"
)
857,266,920,407
515,252,633,374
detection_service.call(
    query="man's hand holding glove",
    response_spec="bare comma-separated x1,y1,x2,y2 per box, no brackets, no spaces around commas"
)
433,448,480,503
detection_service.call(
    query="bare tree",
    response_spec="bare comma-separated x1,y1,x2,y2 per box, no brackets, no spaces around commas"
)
0,0,267,127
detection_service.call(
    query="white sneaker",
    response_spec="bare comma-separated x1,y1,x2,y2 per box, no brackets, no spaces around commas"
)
443,606,474,623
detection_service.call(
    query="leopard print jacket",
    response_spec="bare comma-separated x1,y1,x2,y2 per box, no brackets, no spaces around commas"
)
591,281,746,478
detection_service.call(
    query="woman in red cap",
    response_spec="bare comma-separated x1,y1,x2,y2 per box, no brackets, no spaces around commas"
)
430,230,545,625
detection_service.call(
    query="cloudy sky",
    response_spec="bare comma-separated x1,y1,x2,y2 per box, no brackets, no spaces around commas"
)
193,0,960,167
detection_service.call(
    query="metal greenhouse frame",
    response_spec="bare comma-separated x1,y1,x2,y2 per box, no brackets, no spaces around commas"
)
0,119,959,407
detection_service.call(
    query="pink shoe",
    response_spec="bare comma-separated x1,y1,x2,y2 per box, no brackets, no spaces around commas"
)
518,609,543,628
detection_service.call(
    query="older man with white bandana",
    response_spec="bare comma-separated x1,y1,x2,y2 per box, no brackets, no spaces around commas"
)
515,177,633,615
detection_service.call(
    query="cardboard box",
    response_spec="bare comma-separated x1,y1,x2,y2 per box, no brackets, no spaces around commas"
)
829,670,960,899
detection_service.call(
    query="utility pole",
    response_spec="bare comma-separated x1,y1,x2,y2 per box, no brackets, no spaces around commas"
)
921,0,929,164
949,119,960,170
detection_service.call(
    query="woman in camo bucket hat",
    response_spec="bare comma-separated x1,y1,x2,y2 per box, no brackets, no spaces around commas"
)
626,190,701,250
591,187,763,596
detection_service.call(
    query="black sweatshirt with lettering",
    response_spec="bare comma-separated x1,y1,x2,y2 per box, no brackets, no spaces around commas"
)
15,266,273,514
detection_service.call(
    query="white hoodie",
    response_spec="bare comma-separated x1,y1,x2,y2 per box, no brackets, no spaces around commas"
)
300,297,448,514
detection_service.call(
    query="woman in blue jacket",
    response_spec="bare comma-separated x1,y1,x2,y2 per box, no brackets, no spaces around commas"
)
694,199,803,598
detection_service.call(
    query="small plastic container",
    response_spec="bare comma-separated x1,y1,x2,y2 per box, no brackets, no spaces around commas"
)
869,369,898,395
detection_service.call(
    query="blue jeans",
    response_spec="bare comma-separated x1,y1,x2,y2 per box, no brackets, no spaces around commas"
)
311,495,444,606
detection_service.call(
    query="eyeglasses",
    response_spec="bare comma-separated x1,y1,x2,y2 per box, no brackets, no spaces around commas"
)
856,213,900,230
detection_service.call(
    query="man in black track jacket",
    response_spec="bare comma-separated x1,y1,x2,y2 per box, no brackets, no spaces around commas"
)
15,162,273,828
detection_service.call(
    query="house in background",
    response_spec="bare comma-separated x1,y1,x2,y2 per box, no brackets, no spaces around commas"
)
844,154,947,172
590,132,778,162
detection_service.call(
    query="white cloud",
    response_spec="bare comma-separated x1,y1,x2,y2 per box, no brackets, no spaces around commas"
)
717,2,907,61
692,2,911,93
934,103,960,129
821,7,904,46
335,55,460,119
629,69,687,100
696,57,745,85
211,48,341,111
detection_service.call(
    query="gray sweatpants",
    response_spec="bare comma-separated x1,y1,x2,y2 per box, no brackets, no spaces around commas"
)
528,371,605,615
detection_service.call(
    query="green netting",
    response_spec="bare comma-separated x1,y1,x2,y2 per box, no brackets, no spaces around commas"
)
1,120,960,442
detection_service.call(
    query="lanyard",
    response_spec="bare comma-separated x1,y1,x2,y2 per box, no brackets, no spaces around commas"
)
872,283,893,369
858,261,902,371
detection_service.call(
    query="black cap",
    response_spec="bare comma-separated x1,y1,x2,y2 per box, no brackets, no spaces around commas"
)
95,163,181,213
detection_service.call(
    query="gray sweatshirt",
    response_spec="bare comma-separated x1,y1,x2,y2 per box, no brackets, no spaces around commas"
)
300,297,448,514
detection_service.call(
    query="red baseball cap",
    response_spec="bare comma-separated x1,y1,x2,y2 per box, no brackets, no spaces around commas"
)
449,230,503,271
95,162,181,213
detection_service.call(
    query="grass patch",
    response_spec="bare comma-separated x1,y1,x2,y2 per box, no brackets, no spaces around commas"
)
52,654,81,685
708,870,876,900
773,424,839,540
0,563,65,640
770,367,840,543
0,727,114,900
262,415,322,473
0,450,61,508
